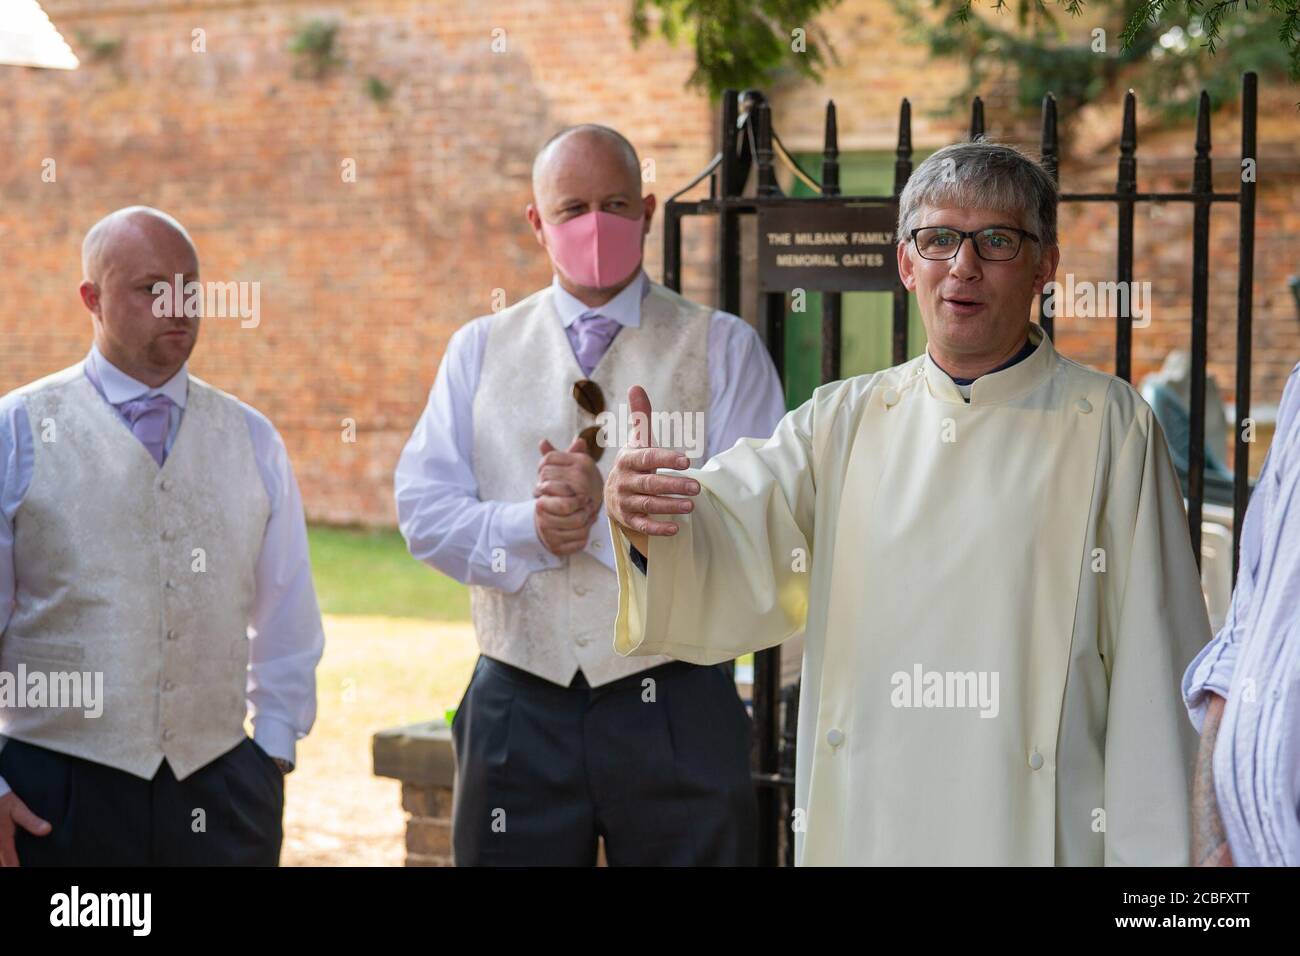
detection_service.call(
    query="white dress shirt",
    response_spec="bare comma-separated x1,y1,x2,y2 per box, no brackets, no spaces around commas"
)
395,270,787,592
0,344,324,797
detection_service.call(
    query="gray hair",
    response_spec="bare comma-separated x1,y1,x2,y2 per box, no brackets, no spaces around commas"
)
81,205,198,280
896,142,1058,251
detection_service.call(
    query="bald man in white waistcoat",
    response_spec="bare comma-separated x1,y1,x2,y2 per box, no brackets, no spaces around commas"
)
396,125,785,865
0,206,324,866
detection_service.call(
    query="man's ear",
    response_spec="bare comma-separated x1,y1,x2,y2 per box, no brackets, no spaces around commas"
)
1031,243,1061,296
896,241,918,292
78,280,100,316
525,203,546,248
641,194,656,232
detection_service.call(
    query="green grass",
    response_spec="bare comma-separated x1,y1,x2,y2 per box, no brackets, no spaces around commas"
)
308,525,470,620
309,526,754,673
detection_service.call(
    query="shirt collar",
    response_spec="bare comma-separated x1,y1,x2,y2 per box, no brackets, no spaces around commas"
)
922,324,1054,406
550,269,649,330
87,343,189,409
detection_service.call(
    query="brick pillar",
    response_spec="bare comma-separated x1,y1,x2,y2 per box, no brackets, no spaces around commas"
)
373,720,456,867
402,783,454,866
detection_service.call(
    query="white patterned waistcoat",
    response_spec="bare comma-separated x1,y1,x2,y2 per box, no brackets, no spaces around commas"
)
0,365,270,780
470,282,711,686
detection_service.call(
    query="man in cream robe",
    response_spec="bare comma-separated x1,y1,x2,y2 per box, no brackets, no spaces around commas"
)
604,142,1212,866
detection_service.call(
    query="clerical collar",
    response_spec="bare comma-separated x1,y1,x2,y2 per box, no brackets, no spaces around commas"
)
932,336,1038,387
921,324,1054,406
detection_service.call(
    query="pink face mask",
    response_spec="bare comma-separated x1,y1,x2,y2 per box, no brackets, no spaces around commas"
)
540,209,645,289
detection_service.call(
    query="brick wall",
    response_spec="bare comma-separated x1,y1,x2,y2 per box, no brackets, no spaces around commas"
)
1,0,716,525
3,0,1295,525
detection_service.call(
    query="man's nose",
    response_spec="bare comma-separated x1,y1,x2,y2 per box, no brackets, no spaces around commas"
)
948,240,983,281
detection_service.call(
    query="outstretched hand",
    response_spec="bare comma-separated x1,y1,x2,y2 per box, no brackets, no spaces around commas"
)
603,385,700,556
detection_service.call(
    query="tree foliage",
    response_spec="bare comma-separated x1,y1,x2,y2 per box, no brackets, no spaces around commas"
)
890,0,1296,118
631,0,844,97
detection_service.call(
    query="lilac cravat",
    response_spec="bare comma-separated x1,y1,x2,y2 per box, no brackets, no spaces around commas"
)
569,313,622,377
117,393,174,466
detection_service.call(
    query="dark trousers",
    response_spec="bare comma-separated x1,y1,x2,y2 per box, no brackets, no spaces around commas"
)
451,656,758,866
0,736,284,866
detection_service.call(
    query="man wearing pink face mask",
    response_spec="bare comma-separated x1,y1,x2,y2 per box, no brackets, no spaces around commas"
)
395,124,785,865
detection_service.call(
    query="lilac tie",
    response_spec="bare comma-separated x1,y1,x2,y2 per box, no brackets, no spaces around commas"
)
571,313,622,377
118,393,174,466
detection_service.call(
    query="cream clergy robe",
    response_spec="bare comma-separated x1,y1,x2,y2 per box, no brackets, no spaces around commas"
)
610,324,1211,866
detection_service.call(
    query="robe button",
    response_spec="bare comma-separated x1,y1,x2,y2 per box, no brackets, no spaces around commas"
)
882,388,899,408
1076,398,1092,414
1028,750,1044,770
826,728,845,749
160,478,173,491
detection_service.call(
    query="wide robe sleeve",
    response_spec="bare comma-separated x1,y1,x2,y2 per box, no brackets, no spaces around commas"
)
609,393,819,665
1099,403,1210,865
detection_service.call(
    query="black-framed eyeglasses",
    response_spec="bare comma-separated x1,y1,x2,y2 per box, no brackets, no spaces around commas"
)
910,225,1040,262
572,379,605,462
